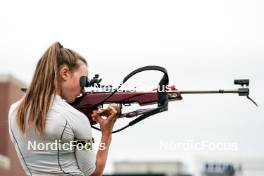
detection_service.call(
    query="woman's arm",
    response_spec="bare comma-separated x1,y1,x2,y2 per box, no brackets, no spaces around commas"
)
90,133,112,176
90,107,119,176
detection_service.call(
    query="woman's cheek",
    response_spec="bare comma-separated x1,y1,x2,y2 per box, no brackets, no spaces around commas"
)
74,77,81,93
68,79,78,93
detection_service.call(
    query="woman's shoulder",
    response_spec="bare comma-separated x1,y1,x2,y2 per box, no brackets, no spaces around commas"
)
48,95,92,138
50,95,88,121
8,99,22,117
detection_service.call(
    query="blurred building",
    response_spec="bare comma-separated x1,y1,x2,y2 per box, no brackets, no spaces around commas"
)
194,155,264,176
0,74,26,175
107,161,192,176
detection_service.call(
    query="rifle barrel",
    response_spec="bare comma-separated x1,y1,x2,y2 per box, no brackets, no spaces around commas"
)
179,89,241,94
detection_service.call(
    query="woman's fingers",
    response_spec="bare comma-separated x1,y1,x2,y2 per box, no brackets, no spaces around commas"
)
97,108,111,117
107,107,118,122
91,110,103,123
91,106,119,133
97,106,120,118
110,105,121,117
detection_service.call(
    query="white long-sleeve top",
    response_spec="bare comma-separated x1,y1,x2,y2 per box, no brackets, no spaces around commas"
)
8,95,96,176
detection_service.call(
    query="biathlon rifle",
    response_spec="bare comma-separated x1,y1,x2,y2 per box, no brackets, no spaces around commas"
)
70,65,257,133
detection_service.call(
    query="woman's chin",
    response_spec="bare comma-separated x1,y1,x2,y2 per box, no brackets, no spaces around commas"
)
65,97,74,103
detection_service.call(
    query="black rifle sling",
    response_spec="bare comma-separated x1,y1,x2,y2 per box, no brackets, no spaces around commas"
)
91,65,169,133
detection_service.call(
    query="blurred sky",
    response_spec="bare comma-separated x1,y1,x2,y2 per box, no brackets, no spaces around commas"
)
0,0,264,174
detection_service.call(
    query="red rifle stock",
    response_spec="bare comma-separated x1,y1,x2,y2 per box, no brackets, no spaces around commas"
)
70,85,182,125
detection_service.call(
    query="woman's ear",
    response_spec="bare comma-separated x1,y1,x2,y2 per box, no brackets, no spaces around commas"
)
59,65,70,81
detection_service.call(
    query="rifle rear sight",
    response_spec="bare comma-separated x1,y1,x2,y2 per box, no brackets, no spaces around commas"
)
80,74,102,88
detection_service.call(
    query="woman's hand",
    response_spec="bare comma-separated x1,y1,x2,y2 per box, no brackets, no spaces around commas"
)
90,106,120,176
91,106,120,135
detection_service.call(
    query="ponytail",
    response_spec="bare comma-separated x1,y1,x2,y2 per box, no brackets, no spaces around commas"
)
16,42,87,135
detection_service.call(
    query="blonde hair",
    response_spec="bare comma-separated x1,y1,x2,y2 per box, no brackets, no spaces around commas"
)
16,42,87,135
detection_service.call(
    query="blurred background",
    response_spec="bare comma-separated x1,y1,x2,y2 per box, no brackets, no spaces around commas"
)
0,0,263,175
